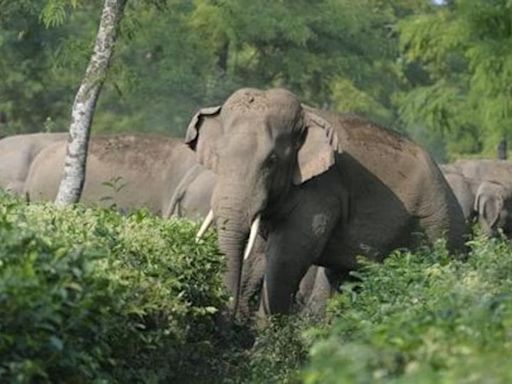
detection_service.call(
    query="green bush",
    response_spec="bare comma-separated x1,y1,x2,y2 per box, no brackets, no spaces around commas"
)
243,317,310,384
9,189,512,383
304,239,512,383
0,194,226,383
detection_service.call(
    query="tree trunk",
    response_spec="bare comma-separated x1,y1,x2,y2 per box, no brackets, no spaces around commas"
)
217,40,229,74
55,0,127,207
497,137,507,160
0,111,7,139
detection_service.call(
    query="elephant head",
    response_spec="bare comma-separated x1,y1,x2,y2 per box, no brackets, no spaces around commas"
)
474,181,511,237
185,88,338,313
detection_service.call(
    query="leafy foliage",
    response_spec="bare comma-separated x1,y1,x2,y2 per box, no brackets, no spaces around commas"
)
0,193,311,383
7,1,512,382
1,0,412,137
241,317,309,384
3,196,512,382
4,1,512,159
0,0,98,134
304,238,512,383
398,0,512,157
0,193,227,382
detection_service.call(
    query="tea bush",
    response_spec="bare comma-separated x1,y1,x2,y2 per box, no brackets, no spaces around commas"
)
5,190,512,383
0,194,227,383
304,239,512,383
234,316,310,384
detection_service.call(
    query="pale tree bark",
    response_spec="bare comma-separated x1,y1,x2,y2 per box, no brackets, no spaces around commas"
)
55,0,127,207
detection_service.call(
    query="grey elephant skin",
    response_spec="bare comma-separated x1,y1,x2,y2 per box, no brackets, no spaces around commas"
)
444,159,512,182
186,87,467,316
166,164,216,220
0,132,68,194
441,161,512,237
24,134,198,215
474,180,512,237
441,169,480,220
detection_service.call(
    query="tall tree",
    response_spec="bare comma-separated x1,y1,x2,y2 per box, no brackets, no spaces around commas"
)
3,0,435,145
188,0,410,127
55,0,127,206
0,1,94,134
397,0,512,157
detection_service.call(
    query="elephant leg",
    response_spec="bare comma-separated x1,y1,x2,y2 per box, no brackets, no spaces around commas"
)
296,265,318,308
261,190,342,315
302,267,345,317
302,267,331,317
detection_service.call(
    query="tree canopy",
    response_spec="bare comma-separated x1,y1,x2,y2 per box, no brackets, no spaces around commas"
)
398,0,512,156
1,0,511,160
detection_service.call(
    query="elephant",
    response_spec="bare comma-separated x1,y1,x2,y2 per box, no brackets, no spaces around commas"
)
23,134,284,317
186,87,467,316
24,134,198,215
439,163,460,175
0,132,68,195
236,248,332,320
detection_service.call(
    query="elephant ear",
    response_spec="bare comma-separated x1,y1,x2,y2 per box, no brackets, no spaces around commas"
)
294,110,338,185
474,182,504,230
185,106,222,171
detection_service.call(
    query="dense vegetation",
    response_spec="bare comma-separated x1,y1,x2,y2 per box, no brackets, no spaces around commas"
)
306,238,512,383
3,0,512,159
3,1,512,382
2,194,512,383
0,192,309,383
0,193,227,382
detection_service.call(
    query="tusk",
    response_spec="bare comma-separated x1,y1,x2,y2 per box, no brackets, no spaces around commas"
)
243,215,261,260
196,210,214,242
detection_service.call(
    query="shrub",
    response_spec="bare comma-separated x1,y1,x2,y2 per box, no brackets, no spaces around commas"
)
230,316,311,384
304,239,512,383
11,189,512,384
0,194,226,383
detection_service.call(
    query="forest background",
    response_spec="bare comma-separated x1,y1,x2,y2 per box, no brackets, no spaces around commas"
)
2,0,511,162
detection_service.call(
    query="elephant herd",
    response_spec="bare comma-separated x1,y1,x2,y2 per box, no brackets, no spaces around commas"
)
0,88,510,320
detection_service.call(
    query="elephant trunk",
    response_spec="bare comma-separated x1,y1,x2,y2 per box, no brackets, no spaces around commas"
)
215,212,249,315
209,164,267,314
